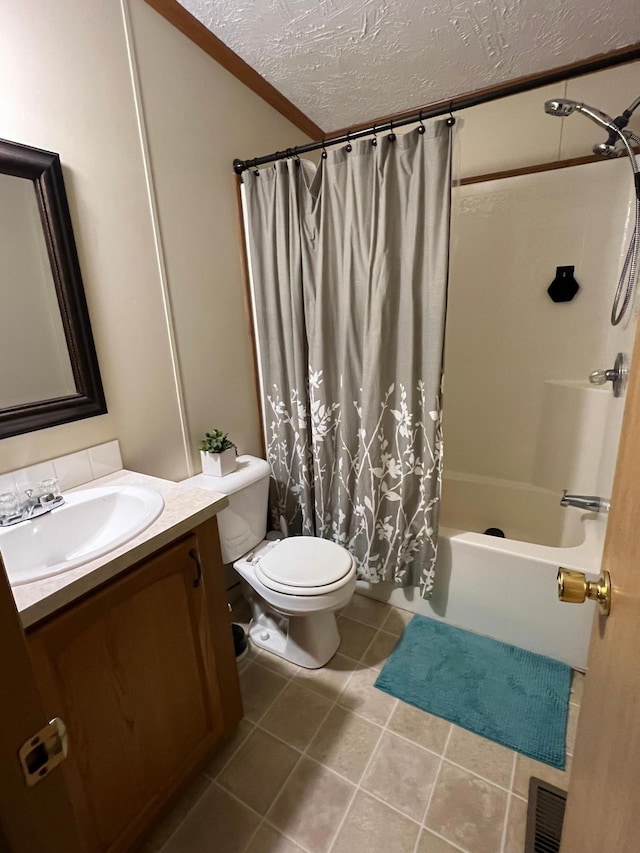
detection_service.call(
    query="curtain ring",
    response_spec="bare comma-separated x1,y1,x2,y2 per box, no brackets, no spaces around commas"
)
293,146,301,167
418,110,426,135
446,101,456,127
388,119,396,143
321,138,328,160
346,131,352,153
371,124,378,146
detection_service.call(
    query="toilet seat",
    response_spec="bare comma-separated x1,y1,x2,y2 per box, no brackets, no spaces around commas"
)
254,536,355,596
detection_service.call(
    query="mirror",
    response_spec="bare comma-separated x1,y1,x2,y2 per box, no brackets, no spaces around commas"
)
0,139,106,438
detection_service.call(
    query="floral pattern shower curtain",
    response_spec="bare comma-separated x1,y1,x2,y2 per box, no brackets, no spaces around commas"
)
243,122,453,596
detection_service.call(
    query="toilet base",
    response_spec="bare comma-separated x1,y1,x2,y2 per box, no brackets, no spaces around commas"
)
244,590,340,669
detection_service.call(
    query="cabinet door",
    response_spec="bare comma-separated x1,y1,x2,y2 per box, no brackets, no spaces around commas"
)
27,533,225,853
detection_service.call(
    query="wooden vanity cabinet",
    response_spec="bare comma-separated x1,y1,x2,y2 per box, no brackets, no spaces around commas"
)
26,517,242,853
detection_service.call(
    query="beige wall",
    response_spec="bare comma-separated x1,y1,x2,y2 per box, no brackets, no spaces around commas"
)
1,0,178,476
0,0,308,480
127,0,309,471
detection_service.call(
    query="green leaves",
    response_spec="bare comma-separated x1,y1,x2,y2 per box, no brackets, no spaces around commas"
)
199,429,236,454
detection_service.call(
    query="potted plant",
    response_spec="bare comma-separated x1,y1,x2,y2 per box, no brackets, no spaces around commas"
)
199,429,237,477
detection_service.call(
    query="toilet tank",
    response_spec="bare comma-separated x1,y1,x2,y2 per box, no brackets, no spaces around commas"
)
182,455,271,563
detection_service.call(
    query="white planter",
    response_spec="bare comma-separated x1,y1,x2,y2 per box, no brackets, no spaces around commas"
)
200,448,237,477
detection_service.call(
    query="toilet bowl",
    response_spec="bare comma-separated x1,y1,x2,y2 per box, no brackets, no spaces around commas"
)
182,456,356,668
235,537,356,667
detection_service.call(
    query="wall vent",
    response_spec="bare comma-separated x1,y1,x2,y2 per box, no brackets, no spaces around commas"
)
525,776,567,853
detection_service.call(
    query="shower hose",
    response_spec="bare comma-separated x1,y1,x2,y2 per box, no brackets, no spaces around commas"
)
610,129,640,326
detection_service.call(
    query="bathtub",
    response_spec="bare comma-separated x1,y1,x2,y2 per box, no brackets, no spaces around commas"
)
357,472,604,670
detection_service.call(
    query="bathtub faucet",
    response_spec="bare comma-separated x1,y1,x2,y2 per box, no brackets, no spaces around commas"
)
560,490,610,513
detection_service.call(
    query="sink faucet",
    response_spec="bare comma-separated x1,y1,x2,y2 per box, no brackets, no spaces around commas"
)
0,481,65,527
560,490,610,513
22,489,39,519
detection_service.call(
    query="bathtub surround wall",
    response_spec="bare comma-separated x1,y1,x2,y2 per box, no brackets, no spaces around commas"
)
0,0,309,479
443,157,634,536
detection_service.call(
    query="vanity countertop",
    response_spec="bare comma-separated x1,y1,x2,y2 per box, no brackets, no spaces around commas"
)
12,469,228,629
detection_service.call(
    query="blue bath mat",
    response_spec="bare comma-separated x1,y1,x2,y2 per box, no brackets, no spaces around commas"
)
375,615,570,768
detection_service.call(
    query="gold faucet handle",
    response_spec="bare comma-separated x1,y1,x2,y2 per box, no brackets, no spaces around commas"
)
557,568,611,615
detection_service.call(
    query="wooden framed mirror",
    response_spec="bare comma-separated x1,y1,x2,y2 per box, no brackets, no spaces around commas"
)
0,139,106,439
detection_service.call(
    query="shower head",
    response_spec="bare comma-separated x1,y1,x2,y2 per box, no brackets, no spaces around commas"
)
544,99,617,131
544,99,578,117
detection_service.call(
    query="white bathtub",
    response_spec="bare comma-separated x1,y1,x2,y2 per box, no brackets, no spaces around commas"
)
439,470,587,548
357,473,604,670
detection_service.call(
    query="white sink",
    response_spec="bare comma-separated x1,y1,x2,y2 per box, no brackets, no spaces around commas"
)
0,485,164,586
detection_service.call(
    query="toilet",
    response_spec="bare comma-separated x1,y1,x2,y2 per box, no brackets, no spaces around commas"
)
183,455,356,668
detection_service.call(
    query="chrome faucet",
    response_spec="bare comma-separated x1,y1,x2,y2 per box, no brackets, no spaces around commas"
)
23,489,38,519
560,490,610,513
0,481,65,527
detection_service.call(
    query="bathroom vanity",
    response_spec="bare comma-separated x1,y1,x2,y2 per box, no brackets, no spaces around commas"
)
11,472,241,853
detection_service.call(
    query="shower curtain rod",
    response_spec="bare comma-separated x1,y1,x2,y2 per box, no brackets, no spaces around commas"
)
233,107,455,174
232,42,640,175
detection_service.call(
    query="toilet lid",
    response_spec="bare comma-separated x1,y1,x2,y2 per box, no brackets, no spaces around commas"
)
256,536,353,589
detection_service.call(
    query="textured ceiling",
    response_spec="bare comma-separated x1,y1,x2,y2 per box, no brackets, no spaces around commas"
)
179,0,640,132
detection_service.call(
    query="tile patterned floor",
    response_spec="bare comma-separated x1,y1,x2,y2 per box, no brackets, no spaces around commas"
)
142,594,582,853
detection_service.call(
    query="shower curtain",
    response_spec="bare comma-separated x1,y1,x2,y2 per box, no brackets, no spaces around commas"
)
243,121,453,596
